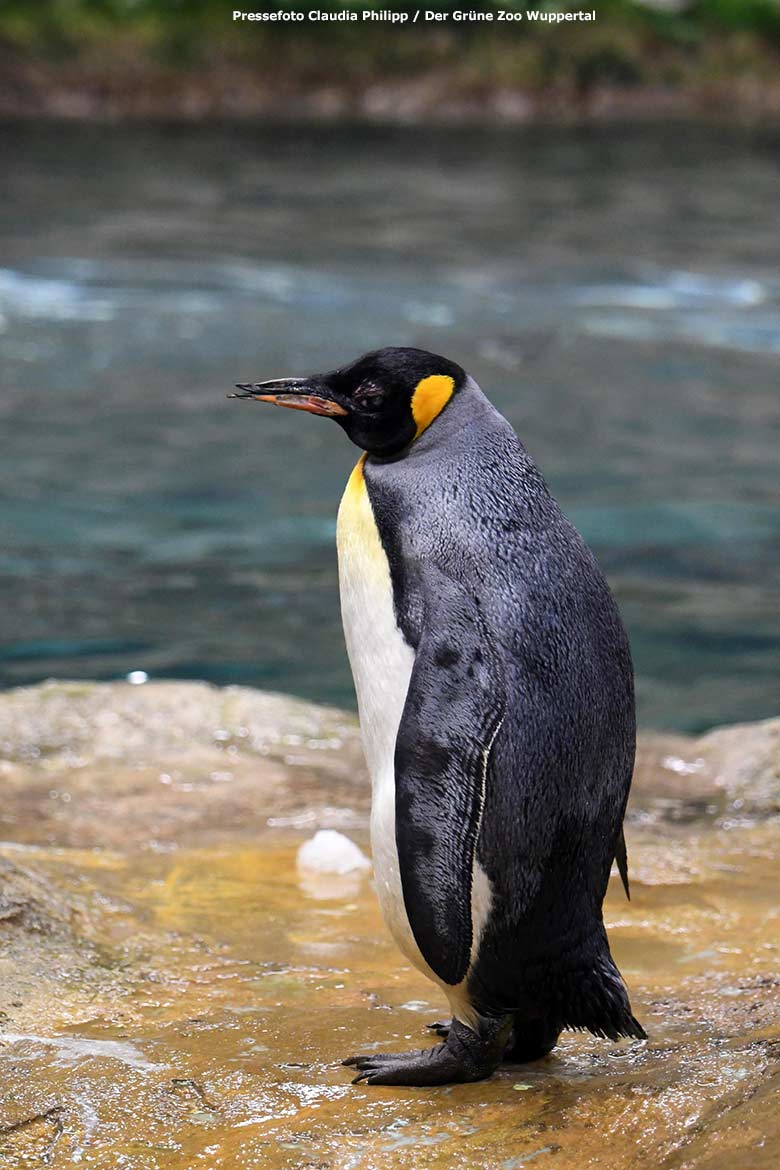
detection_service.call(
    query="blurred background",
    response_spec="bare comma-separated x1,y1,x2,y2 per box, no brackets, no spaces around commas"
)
1,2,779,733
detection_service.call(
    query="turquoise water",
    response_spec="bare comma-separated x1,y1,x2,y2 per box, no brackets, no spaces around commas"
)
0,121,778,732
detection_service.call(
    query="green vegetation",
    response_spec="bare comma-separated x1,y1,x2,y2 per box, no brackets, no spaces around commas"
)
1,1,779,116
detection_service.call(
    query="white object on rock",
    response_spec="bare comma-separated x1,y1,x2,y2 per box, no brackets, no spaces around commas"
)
296,830,370,876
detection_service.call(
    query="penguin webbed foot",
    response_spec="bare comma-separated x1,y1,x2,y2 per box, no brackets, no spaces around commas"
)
343,1015,510,1087
425,1017,560,1063
344,1043,462,1086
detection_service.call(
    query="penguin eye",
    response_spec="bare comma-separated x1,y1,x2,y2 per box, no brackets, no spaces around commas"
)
353,381,385,409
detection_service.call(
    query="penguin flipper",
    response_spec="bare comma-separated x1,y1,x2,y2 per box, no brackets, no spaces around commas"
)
615,826,630,901
394,581,505,987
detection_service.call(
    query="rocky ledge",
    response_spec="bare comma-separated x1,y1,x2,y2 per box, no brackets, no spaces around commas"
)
0,681,778,1169
0,680,777,853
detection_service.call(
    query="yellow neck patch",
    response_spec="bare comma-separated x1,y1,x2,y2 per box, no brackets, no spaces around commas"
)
337,452,387,573
343,451,367,499
410,374,455,439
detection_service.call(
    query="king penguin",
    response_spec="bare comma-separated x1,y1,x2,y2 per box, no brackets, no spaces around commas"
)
231,346,646,1086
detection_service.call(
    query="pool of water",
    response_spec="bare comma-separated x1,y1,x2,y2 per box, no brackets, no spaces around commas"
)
1,678,779,1170
0,121,778,731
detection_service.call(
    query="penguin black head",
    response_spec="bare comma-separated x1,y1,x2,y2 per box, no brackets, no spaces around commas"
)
230,346,467,457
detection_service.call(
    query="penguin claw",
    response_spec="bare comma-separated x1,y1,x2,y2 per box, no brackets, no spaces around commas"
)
345,1046,453,1086
343,1017,510,1086
342,1041,498,1087
343,1050,425,1068
426,1019,451,1039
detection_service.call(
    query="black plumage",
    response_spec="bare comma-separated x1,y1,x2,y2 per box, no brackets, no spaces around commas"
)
364,377,643,1043
234,345,645,1083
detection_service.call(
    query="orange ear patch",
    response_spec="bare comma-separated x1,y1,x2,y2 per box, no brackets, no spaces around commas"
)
410,375,455,439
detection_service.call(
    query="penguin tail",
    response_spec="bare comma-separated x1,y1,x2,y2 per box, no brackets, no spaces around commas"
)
615,826,631,901
549,943,646,1043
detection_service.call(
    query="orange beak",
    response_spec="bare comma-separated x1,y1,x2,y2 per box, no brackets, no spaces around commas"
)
229,378,348,417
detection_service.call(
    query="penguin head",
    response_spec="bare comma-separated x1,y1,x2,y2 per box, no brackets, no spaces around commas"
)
231,346,466,457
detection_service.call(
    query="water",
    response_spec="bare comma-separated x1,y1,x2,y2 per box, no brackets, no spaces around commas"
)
2,678,779,1168
4,827,779,1170
1,121,778,731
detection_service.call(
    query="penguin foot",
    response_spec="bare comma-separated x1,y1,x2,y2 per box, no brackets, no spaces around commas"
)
505,1019,560,1064
426,1017,560,1063
343,1015,511,1087
344,1044,464,1086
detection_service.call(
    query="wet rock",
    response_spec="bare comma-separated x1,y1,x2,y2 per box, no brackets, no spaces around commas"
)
0,855,110,1036
0,683,777,855
0,854,81,937
0,680,366,851
0,679,361,771
0,682,778,1168
696,717,780,815
631,718,780,823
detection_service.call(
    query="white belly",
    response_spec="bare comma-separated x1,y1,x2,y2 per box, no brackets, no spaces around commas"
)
336,457,489,1025
336,457,421,966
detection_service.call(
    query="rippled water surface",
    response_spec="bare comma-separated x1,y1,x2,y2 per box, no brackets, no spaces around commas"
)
1,122,778,730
